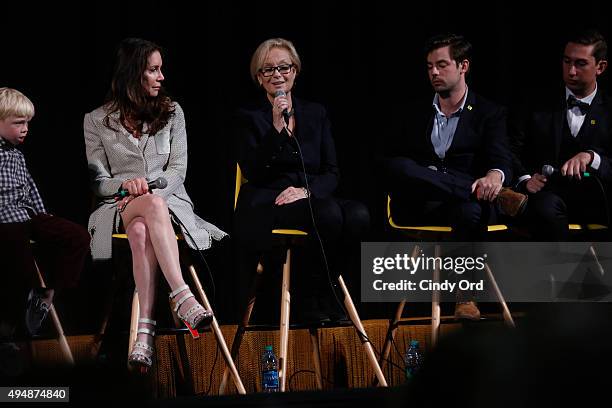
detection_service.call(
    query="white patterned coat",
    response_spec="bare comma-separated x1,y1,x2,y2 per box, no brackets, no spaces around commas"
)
84,102,227,260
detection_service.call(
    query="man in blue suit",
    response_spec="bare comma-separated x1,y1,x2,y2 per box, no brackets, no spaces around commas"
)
383,33,525,319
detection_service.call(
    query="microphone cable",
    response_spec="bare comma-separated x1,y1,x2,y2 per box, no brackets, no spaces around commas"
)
171,211,222,396
590,173,611,230
171,211,217,309
285,122,415,381
283,122,379,351
542,164,611,231
100,181,218,308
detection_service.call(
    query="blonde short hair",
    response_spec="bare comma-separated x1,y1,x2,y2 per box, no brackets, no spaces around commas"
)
0,88,35,120
249,38,302,84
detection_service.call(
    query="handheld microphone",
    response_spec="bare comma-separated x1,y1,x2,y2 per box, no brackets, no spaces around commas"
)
114,177,168,198
541,164,590,178
274,90,291,125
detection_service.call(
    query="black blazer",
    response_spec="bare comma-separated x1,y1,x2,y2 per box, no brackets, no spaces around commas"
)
233,96,339,248
385,90,512,183
510,89,612,183
235,96,339,199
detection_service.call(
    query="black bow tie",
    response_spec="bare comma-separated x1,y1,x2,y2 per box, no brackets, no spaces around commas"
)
567,95,590,114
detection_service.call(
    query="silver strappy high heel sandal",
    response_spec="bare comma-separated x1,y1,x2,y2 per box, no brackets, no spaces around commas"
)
169,285,213,339
128,317,156,372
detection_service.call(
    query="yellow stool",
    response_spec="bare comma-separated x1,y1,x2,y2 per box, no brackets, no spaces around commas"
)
108,232,245,393
376,195,515,384
219,164,388,393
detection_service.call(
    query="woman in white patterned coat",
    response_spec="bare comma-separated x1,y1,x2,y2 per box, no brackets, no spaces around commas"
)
83,38,226,371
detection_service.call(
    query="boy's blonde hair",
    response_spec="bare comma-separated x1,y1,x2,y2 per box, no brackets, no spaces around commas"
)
0,87,35,120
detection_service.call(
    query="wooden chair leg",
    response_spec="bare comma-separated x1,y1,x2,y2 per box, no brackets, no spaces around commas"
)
127,290,139,367
279,248,292,392
431,245,441,347
483,263,515,328
309,328,323,390
219,262,263,394
33,260,74,365
188,264,246,395
337,274,388,387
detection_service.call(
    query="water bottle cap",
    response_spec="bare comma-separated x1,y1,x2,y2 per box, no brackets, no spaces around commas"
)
265,345,273,351
410,340,419,347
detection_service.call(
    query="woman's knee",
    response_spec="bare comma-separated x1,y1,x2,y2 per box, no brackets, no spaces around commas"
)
126,217,149,251
143,194,168,216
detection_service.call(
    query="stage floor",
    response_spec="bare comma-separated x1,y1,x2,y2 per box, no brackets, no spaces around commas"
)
15,315,513,401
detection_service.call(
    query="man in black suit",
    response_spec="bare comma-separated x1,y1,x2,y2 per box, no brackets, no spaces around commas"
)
384,33,524,319
510,29,611,241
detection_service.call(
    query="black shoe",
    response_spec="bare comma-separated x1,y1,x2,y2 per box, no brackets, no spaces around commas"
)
25,288,51,336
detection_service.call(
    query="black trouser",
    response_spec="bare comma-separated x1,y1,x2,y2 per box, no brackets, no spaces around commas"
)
273,197,369,295
0,214,90,326
384,157,496,241
524,176,609,241
234,197,369,321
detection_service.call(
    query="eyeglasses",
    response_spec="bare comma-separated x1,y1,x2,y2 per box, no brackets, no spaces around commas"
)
259,64,294,77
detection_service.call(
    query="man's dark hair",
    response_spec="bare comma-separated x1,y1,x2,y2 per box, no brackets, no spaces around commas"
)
424,33,472,65
566,28,608,62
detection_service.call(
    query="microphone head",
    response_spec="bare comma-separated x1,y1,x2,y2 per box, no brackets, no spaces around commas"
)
541,165,555,177
152,177,168,189
274,90,286,98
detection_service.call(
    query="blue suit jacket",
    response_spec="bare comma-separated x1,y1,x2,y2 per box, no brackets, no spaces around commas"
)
385,90,512,184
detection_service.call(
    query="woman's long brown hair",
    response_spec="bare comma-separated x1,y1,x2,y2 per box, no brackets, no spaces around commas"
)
103,38,174,135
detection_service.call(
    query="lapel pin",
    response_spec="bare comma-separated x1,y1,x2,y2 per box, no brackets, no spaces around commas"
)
467,105,473,111
591,119,597,125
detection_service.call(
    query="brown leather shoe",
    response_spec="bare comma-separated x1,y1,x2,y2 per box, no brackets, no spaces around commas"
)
497,188,528,217
454,301,481,321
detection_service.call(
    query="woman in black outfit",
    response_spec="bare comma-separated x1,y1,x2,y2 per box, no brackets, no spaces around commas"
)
233,38,369,323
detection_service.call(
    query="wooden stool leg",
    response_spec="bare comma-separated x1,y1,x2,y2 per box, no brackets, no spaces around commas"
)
484,263,515,328
127,290,139,367
338,275,388,387
589,245,605,276
188,265,246,395
376,245,420,386
431,245,441,348
219,262,263,394
279,248,291,392
34,261,74,365
309,328,323,390
375,300,405,386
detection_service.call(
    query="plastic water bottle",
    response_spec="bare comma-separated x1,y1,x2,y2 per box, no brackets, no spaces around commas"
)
405,340,422,381
261,345,279,392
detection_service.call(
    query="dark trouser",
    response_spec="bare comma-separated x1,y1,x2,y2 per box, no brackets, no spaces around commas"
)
0,214,90,326
234,197,370,321
384,157,495,241
524,176,609,241
273,197,370,295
